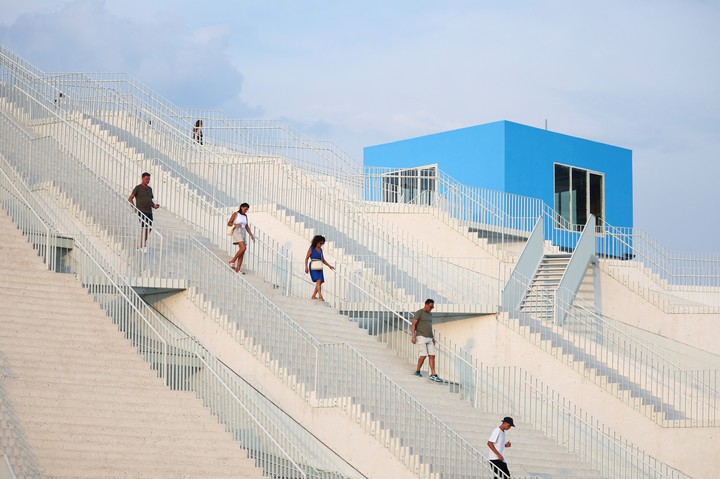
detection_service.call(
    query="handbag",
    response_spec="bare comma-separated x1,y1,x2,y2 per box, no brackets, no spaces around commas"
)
227,212,237,236
310,259,323,271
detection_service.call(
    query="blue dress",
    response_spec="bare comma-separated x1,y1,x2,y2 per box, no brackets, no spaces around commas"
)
309,247,324,283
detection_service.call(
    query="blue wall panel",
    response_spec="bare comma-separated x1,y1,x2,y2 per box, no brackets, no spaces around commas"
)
364,122,507,191
363,120,633,229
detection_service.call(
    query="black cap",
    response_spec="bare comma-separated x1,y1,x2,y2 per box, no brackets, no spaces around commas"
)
502,416,515,427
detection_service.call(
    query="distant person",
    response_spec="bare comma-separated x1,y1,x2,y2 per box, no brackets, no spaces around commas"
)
54,92,64,109
304,235,334,301
411,299,443,382
192,119,203,145
228,203,255,274
487,417,515,478
128,172,160,252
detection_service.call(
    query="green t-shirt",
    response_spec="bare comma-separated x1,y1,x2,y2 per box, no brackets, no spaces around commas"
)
413,309,433,338
131,184,154,213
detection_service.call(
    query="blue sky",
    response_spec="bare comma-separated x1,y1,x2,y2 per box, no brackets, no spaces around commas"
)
2,0,718,252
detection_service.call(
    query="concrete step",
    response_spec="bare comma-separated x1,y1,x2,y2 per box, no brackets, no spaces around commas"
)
0,334,150,356
0,268,79,289
0,281,97,299
3,354,158,378
36,452,265,479
0,300,106,316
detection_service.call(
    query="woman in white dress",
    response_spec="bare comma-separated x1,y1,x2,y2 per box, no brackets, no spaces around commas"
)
228,203,255,273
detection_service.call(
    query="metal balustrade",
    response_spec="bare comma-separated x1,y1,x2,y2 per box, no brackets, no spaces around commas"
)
364,166,544,257
313,258,688,477
3,43,720,300
431,337,691,479
366,165,720,296
2,60,497,308
0,112,515,475
0,152,359,479
0,74,294,296
602,224,720,289
0,43,696,477
502,270,720,428
184,240,541,479
6,65,501,312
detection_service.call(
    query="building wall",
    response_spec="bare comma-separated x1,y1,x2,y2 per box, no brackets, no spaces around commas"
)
364,120,634,228
363,121,507,191
503,121,633,228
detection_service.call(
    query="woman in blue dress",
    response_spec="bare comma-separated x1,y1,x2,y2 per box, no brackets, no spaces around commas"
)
304,235,334,301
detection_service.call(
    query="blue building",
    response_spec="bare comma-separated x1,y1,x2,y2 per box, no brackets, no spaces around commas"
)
364,120,633,232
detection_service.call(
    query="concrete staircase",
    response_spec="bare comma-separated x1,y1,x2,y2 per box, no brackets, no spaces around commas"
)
187,267,605,479
0,212,266,479
520,253,571,322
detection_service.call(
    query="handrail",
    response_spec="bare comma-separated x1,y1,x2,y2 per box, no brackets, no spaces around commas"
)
33,72,498,308
505,268,719,427
501,217,544,311
366,164,720,291
0,43,696,478
192,352,308,479
0,155,56,271
328,255,691,476
555,214,596,325
0,455,18,479
1,75,294,293
0,126,352,479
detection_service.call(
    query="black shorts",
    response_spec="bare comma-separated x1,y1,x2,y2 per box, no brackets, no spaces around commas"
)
138,210,153,227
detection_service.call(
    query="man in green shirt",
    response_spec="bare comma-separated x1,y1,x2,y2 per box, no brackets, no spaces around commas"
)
411,299,442,382
128,172,160,252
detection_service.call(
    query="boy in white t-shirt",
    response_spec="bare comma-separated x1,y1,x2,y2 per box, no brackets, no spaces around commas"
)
487,416,514,478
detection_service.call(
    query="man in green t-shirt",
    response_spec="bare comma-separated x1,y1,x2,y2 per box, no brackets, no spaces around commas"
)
411,299,442,382
128,172,160,252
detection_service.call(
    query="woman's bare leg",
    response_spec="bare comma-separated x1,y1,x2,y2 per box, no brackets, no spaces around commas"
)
311,280,322,299
232,243,247,273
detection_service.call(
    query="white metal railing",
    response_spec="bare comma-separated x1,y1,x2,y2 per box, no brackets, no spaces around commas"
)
0,141,359,479
501,217,544,311
18,69,501,311
602,224,720,289
331,254,501,314
111,115,496,310
60,240,356,479
442,356,691,479
212,245,689,477
0,43,696,478
503,270,720,428
55,71,363,181
149,306,364,479
364,166,544,256
0,157,58,272
556,215,597,325
185,239,539,478
0,454,18,479
0,74,294,295
366,165,720,294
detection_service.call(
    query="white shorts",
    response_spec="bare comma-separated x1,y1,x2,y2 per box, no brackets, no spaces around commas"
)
232,227,247,245
416,336,436,357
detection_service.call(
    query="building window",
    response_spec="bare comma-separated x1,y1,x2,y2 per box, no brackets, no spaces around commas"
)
554,164,604,230
381,165,437,205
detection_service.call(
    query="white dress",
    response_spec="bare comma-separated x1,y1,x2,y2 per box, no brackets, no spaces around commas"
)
232,213,248,244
